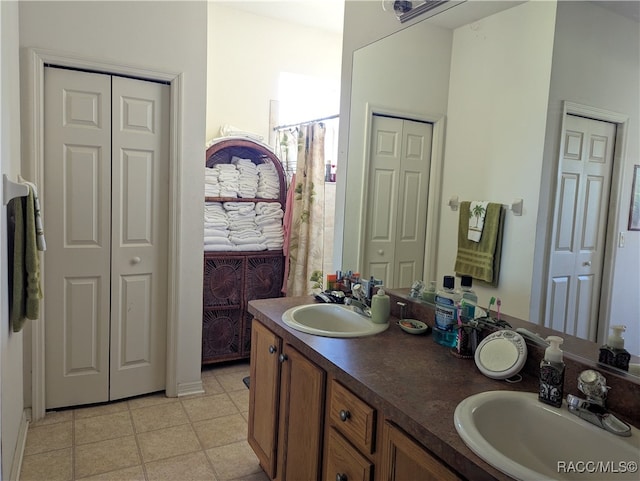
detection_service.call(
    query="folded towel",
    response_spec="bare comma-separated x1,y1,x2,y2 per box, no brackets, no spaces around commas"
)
468,201,489,242
204,236,232,245
455,202,505,286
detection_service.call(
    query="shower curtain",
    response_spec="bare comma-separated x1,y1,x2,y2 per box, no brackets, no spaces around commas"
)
285,122,325,296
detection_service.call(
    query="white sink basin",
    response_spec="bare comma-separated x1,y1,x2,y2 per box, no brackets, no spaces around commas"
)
454,391,640,481
282,303,389,338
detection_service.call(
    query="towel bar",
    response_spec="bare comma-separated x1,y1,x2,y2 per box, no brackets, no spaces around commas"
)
448,196,523,216
3,174,29,205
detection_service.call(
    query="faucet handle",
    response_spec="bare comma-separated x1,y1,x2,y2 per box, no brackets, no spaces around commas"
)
577,370,609,404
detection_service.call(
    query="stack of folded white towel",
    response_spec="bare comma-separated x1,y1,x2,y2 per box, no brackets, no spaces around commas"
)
204,202,232,251
231,156,259,198
203,201,285,252
204,167,220,197
224,202,267,251
257,163,280,199
255,202,284,250
216,164,240,198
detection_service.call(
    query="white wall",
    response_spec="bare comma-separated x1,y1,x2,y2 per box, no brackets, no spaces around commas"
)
1,1,26,478
206,2,343,142
18,0,207,402
436,0,556,320
533,1,640,353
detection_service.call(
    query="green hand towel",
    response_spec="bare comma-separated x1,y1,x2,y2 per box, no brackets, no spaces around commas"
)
9,189,42,332
454,201,505,286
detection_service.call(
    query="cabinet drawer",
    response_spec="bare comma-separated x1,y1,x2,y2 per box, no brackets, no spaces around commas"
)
325,427,373,481
329,380,376,454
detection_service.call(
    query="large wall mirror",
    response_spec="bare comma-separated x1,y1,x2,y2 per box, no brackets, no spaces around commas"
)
342,0,639,377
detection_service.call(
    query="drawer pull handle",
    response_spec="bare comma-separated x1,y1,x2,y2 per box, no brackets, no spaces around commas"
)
279,353,288,363
336,474,348,481
268,345,277,354
339,410,351,422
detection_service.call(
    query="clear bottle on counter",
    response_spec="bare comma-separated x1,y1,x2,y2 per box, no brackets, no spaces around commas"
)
433,275,461,348
421,280,437,305
460,275,477,321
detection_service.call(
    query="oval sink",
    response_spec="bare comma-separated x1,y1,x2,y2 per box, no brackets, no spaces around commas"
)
454,391,639,481
282,303,389,338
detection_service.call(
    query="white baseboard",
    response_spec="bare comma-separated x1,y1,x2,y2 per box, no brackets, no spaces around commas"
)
177,380,204,397
10,409,30,481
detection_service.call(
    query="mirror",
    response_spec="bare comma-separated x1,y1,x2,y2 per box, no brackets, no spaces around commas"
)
342,0,639,376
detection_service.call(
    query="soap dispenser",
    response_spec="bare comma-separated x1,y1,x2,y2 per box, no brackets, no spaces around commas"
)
371,287,390,324
539,336,565,408
598,325,631,371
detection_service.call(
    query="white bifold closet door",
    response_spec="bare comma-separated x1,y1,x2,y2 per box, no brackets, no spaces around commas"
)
44,67,169,409
363,115,432,288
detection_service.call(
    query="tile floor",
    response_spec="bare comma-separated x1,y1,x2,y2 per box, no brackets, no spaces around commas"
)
20,361,269,481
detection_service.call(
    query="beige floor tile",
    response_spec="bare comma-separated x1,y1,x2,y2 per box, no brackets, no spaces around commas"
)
20,448,72,481
25,421,73,456
228,388,250,412
216,371,250,393
206,441,262,481
127,391,176,410
75,465,146,481
202,376,225,395
75,411,134,445
31,410,74,427
74,436,140,479
181,393,239,422
130,401,189,433
74,401,129,420
136,423,201,463
145,451,218,481
192,413,247,449
234,471,270,481
205,361,250,377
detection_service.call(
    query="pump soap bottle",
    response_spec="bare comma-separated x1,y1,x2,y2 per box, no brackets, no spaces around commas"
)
371,288,390,324
598,325,631,371
539,336,565,408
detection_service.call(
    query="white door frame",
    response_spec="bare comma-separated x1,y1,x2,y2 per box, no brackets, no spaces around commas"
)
22,48,183,420
544,101,629,344
360,103,445,284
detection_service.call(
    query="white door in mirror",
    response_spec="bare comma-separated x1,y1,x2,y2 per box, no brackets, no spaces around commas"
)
474,330,527,380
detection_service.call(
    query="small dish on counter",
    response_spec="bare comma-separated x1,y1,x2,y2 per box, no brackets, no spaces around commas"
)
397,319,430,335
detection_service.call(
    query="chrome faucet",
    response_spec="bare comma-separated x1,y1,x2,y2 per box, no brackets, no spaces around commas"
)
345,284,371,317
344,297,371,317
566,370,631,437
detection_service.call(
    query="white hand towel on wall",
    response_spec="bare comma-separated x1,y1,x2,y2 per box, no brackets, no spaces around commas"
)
468,201,489,242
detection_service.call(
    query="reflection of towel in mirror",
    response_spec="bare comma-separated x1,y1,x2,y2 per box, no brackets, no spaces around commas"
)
455,201,504,286
468,201,489,242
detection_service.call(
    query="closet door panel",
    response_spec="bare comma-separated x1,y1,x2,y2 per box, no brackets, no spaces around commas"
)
44,67,112,409
110,76,170,400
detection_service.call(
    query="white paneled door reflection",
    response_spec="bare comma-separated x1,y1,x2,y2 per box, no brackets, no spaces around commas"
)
363,115,432,288
44,67,169,409
546,114,616,341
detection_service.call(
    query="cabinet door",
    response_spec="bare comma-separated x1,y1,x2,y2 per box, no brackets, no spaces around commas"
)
248,321,282,478
325,427,373,481
380,422,462,481
279,344,326,481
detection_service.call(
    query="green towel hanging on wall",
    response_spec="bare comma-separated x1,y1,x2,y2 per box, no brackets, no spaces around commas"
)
454,201,505,286
8,188,42,332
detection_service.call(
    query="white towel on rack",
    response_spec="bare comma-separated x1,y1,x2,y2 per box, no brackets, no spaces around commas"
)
468,201,489,242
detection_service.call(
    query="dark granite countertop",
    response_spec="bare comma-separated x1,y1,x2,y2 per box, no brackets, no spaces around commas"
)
248,295,540,481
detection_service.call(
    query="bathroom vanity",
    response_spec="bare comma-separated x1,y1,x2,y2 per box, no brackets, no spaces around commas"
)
246,295,639,481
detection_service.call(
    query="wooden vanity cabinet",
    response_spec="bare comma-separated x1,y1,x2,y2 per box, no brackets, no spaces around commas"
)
248,320,325,481
379,421,462,481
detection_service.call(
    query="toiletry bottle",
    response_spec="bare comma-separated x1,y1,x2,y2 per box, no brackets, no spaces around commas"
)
421,280,437,304
460,275,477,320
539,336,565,408
434,276,461,347
598,325,631,371
371,287,390,324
